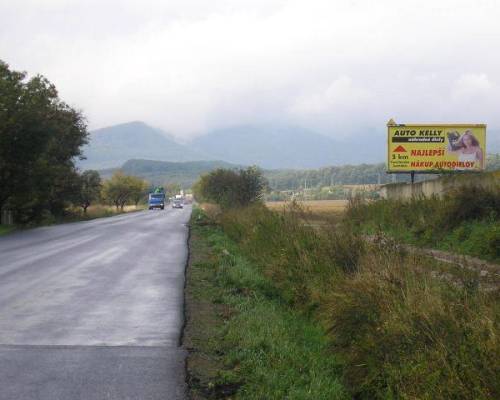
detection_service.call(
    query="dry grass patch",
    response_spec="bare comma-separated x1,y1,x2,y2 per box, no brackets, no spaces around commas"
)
267,200,348,224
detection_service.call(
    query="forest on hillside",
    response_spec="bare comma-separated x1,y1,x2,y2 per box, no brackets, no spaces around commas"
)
266,153,500,190
99,154,500,191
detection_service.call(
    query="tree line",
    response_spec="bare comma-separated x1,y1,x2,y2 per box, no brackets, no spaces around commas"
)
265,154,500,191
75,170,150,213
0,60,149,223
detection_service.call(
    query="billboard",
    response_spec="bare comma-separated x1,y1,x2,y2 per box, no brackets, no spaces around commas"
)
387,121,486,173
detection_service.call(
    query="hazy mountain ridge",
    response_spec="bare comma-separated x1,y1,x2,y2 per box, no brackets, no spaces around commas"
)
79,121,208,169
190,125,386,169
81,121,499,171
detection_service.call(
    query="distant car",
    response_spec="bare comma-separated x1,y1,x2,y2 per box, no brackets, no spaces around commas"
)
172,199,183,209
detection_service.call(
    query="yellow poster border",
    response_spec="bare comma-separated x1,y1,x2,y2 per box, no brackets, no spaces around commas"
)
386,120,487,174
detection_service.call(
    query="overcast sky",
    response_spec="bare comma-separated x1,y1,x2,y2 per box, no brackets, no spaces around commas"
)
1,0,499,140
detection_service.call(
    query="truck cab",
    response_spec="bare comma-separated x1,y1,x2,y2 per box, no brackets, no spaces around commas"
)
148,192,165,210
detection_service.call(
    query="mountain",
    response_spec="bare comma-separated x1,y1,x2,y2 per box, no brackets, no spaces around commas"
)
99,159,240,187
81,121,498,171
79,121,207,169
190,125,385,169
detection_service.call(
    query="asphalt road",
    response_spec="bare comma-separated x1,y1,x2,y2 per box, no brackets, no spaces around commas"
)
0,206,192,400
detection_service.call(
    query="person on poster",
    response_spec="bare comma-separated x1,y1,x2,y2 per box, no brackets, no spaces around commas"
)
446,130,484,169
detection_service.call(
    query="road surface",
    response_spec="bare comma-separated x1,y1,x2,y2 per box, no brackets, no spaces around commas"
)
0,206,191,400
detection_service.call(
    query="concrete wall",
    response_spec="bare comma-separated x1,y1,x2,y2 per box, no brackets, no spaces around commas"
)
380,171,499,200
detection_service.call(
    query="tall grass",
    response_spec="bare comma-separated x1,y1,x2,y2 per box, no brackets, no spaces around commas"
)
191,210,348,399
214,203,499,399
346,184,500,262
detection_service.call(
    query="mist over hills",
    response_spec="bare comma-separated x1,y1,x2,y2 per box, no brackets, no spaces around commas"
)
191,125,385,169
80,121,386,170
80,121,499,171
79,121,208,169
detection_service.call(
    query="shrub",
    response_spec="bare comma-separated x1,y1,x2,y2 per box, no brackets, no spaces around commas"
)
193,166,267,209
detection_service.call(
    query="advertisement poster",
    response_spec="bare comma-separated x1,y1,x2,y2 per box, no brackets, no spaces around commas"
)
387,122,486,172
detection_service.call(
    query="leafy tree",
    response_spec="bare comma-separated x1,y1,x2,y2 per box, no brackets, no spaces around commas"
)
102,171,148,210
76,170,101,213
238,166,268,205
193,166,267,209
0,60,88,222
129,177,149,206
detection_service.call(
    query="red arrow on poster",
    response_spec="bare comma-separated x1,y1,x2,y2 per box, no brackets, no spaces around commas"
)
393,145,407,153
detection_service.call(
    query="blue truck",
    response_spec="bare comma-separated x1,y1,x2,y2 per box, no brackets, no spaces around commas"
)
148,187,166,210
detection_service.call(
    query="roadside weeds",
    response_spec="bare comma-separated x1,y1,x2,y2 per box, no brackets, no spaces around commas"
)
182,208,347,400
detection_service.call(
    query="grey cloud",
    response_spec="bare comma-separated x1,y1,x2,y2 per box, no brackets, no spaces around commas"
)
1,0,499,140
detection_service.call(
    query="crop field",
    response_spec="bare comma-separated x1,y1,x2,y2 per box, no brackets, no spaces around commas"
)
266,200,348,222
266,199,348,213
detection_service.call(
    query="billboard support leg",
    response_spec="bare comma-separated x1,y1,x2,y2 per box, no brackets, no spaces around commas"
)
410,171,415,184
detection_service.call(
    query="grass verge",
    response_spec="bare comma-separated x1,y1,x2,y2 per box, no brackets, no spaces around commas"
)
183,207,348,399
0,224,15,236
59,204,145,223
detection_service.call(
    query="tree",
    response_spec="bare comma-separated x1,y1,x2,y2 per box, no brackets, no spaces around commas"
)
193,166,267,209
76,170,101,213
129,177,149,206
101,171,148,210
0,60,88,223
237,166,268,205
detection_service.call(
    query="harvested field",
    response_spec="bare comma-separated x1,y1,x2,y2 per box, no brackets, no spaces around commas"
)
267,200,348,224
266,200,348,214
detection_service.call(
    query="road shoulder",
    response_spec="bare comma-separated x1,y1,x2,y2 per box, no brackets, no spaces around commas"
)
183,216,229,399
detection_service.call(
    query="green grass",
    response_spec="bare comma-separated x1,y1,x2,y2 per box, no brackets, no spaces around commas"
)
0,224,15,236
222,299,346,400
346,185,500,262
187,207,348,399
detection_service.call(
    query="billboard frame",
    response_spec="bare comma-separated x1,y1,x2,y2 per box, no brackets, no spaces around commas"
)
386,120,487,182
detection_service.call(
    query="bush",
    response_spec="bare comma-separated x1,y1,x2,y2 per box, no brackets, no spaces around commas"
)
193,166,267,209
